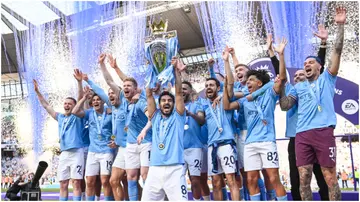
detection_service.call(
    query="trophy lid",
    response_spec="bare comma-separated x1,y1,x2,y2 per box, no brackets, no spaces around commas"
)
149,16,168,34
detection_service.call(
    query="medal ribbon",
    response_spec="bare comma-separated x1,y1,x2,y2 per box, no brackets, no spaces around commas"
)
93,108,106,136
112,106,118,135
61,115,75,138
207,99,223,132
156,113,174,147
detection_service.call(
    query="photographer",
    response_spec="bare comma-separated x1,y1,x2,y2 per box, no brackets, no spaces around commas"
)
5,174,29,201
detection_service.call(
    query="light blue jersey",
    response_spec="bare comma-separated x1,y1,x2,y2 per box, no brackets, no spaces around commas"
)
112,103,127,148
238,87,279,144
82,116,90,147
198,98,209,145
87,80,126,147
235,84,250,131
184,101,204,149
56,113,85,151
121,92,152,144
204,98,234,145
293,70,337,133
85,108,113,153
150,109,185,166
285,83,298,138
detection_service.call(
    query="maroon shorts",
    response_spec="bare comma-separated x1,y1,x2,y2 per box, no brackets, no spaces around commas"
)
295,127,336,168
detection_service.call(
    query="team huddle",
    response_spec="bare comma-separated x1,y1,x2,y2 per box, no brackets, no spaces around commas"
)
33,7,346,201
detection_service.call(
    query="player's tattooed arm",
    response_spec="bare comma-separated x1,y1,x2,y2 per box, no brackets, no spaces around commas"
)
279,88,296,111
328,6,346,76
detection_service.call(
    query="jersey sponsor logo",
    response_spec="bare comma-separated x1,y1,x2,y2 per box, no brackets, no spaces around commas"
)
341,99,359,115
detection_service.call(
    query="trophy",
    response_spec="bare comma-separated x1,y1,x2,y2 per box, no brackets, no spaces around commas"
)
145,16,179,88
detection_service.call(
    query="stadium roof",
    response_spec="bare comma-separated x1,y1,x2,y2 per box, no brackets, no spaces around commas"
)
1,1,211,77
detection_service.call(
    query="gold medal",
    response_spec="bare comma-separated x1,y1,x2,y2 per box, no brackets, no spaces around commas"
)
111,135,116,140
318,105,322,112
124,127,128,132
158,143,165,150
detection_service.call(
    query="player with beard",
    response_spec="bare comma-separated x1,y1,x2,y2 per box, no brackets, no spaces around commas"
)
107,53,161,101
203,75,239,201
199,70,230,200
180,81,206,201
72,81,114,201
78,54,129,201
263,27,330,200
137,57,187,200
208,57,245,99
121,73,152,202
33,79,85,201
279,7,346,201
223,37,289,201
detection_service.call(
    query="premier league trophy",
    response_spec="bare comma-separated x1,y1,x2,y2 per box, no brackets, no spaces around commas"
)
144,17,179,88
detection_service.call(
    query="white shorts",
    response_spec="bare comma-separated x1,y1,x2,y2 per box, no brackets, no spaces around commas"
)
183,148,203,176
208,144,237,176
244,141,279,172
125,143,151,169
57,148,85,181
85,152,114,176
235,130,246,169
141,165,188,201
83,147,89,166
113,147,126,169
201,146,208,173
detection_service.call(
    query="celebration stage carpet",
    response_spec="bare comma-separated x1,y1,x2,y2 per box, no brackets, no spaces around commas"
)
1,191,359,201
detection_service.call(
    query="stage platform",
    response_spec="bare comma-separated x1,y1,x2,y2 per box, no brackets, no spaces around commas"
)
2,191,359,201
